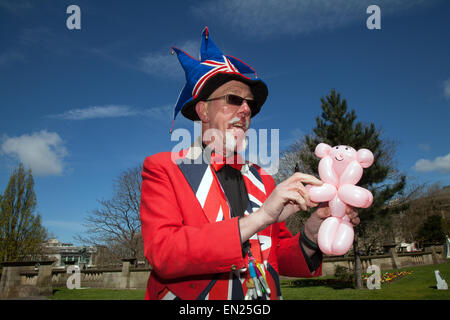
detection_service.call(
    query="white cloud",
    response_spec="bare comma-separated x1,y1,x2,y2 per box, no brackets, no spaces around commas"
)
48,104,174,123
49,105,139,120
191,0,436,38
443,78,450,100
138,40,199,78
1,130,68,176
413,153,450,173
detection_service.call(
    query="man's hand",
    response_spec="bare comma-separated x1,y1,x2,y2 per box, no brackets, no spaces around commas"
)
259,172,323,225
304,204,360,244
239,172,322,243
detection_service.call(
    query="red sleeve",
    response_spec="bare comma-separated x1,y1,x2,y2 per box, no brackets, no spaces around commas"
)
140,154,246,280
276,222,322,277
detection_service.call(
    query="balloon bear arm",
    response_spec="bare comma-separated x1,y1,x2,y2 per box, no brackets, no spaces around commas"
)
318,156,339,185
309,183,337,203
339,160,363,185
338,184,373,208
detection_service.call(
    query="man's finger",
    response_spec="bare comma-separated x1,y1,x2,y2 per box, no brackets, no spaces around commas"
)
295,183,321,209
286,191,308,211
309,200,319,208
346,208,358,220
316,206,331,219
291,172,323,186
296,183,310,200
350,217,360,227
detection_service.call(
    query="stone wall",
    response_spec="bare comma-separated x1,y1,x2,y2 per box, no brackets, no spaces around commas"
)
321,245,445,276
49,267,150,289
0,260,55,299
1,245,446,298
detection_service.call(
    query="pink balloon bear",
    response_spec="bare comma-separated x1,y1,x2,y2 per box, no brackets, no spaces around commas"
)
308,143,374,256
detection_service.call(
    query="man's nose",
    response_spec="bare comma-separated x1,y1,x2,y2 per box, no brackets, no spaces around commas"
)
237,100,251,116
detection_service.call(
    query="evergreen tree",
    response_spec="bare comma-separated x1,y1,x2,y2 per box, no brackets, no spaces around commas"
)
0,163,47,262
416,215,446,244
299,89,406,288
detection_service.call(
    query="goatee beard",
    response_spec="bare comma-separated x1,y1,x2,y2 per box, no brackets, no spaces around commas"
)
224,130,248,157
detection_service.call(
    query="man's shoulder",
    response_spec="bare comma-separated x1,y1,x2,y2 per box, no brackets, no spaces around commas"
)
143,151,186,169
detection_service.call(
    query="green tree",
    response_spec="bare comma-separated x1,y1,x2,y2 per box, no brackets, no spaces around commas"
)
0,163,47,262
416,214,446,244
295,89,406,288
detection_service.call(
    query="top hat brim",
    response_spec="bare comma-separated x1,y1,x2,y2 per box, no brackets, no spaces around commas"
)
181,73,268,121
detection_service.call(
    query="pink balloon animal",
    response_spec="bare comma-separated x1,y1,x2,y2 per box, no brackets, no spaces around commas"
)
308,143,374,255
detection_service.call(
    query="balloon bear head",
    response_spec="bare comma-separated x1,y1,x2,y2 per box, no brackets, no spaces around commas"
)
315,143,374,184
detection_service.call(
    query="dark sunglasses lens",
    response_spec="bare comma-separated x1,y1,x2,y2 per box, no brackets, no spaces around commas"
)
247,100,257,110
226,94,244,106
226,94,257,110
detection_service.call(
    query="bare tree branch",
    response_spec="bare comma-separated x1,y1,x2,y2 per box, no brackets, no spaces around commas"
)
75,164,144,266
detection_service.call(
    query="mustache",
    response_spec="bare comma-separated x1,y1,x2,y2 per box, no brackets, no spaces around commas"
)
228,117,249,129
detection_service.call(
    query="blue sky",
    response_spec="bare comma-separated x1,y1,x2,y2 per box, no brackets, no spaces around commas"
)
1,0,449,245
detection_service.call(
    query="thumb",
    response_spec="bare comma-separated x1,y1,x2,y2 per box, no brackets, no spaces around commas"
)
315,205,331,219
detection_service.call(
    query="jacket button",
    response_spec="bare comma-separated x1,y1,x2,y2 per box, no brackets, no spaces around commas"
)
231,264,237,271
190,284,196,289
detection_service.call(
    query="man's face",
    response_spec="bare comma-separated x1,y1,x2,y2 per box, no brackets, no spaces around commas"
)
200,80,253,155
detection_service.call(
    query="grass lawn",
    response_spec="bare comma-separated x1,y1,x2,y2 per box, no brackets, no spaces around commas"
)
281,260,450,300
50,287,146,300
48,261,449,300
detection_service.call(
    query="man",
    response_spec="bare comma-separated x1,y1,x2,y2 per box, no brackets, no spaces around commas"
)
140,27,360,300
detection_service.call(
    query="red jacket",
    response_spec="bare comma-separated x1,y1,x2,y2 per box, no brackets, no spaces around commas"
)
140,143,322,300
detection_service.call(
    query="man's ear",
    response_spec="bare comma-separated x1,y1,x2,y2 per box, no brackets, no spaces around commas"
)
195,101,209,122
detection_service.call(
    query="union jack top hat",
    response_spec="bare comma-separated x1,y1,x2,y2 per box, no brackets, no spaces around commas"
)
170,27,268,133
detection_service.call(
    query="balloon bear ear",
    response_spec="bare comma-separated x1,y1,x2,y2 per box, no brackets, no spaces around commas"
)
357,149,374,168
315,143,332,158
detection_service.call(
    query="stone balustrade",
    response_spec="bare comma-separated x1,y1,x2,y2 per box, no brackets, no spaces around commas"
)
0,245,446,299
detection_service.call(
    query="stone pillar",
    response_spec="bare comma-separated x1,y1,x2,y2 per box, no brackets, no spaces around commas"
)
88,253,93,267
0,261,38,299
36,260,56,296
431,246,440,264
120,258,136,289
390,248,401,269
0,264,22,298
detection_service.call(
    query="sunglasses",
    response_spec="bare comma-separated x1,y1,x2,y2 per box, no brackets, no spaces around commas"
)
205,94,257,111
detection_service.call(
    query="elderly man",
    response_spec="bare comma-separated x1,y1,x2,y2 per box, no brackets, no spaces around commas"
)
140,27,359,300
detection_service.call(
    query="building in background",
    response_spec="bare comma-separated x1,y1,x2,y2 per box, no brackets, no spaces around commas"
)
43,239,96,269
